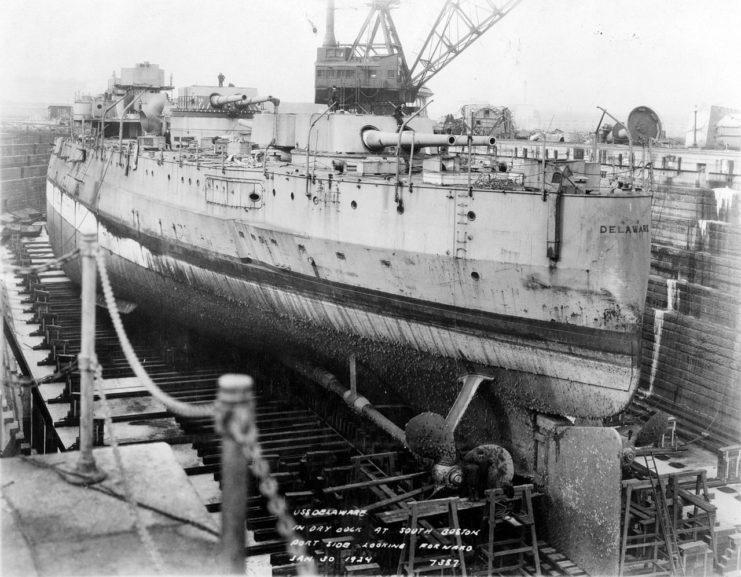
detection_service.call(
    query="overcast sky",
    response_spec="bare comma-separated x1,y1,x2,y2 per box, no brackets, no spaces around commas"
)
2,0,739,132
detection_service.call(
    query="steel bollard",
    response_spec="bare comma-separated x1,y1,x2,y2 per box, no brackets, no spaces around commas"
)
64,233,106,484
215,373,254,574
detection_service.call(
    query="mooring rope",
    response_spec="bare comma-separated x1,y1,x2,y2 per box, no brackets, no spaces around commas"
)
95,248,312,570
95,249,215,418
93,358,166,574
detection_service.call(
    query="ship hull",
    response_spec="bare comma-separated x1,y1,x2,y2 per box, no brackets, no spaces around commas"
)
46,125,653,453
47,172,644,431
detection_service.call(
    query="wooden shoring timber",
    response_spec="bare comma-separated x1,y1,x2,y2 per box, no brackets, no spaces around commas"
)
322,471,426,495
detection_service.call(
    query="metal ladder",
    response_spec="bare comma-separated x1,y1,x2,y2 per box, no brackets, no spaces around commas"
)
644,455,685,576
454,191,470,258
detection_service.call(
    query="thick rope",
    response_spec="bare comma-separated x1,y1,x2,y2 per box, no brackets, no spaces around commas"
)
95,250,214,418
96,247,314,574
93,359,166,574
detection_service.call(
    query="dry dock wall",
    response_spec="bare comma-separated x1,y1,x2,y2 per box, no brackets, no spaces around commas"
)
0,126,63,214
640,181,741,445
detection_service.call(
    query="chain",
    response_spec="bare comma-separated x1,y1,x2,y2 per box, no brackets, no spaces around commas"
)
221,386,317,577
6,247,81,276
94,250,215,418
93,359,166,574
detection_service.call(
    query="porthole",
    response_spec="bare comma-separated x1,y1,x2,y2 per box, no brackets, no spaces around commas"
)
312,196,319,204
238,231,245,238
351,201,357,209
467,211,476,221
196,179,200,186
181,176,184,183
272,189,276,196
189,178,192,185
291,192,295,200
471,271,480,280
380,259,391,267
397,204,404,215
336,252,346,260
167,174,170,180
249,192,261,202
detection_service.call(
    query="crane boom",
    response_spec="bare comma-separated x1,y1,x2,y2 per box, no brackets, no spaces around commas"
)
349,0,409,74
406,0,522,99
313,0,522,114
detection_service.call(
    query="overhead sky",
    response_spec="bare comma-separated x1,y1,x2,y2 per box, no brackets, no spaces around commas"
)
2,0,739,134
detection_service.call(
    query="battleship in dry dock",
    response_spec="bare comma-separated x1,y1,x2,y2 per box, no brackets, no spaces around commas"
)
46,1,652,460
46,70,651,444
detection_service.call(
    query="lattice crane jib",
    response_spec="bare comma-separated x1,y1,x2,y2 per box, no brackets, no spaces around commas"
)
349,0,409,73
314,0,523,112
406,0,523,100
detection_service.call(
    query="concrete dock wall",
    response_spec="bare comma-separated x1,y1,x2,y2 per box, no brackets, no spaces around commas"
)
640,181,741,445
0,126,64,214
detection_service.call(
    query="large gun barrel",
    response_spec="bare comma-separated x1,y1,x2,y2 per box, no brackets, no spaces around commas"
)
362,129,456,152
210,93,249,108
452,135,496,147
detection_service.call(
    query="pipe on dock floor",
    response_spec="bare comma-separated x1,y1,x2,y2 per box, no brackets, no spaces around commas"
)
279,355,407,446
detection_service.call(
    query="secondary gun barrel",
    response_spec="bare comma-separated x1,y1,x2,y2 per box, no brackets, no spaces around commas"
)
210,93,281,109
210,93,248,108
234,95,281,108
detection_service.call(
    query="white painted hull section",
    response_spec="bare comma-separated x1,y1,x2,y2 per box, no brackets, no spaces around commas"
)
49,182,634,398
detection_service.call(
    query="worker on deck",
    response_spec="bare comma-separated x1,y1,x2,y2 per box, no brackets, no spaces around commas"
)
328,85,338,109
